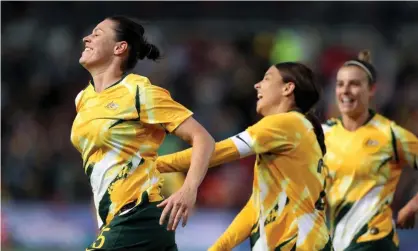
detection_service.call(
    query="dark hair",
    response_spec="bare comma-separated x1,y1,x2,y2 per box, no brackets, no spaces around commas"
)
108,16,161,71
342,50,377,85
274,62,326,156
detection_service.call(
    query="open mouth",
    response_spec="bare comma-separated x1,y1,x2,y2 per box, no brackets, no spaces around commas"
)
340,97,355,105
83,47,93,52
257,93,263,100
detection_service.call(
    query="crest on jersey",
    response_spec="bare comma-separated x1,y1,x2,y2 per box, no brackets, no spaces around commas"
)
365,139,379,147
105,101,119,110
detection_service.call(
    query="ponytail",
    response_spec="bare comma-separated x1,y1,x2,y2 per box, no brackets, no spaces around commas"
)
108,15,162,71
273,62,326,156
305,111,326,156
137,42,160,61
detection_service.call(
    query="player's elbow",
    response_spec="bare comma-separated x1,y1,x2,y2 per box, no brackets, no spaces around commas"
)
192,127,215,152
174,117,215,149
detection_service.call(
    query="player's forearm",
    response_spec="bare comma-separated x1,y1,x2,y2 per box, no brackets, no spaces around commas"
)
211,196,255,250
404,192,418,213
182,131,215,189
157,138,241,173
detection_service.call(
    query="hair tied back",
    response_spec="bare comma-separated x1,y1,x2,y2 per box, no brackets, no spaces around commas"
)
358,50,372,64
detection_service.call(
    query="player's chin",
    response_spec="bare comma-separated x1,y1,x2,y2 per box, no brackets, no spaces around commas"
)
339,106,358,117
79,57,93,68
79,57,87,65
256,103,263,115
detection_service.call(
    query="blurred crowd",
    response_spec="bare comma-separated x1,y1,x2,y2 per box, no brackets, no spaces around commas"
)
2,2,418,212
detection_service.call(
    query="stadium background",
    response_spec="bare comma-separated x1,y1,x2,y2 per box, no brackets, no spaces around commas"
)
2,2,418,251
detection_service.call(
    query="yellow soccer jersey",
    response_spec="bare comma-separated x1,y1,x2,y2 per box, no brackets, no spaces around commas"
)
323,111,418,251
70,73,193,229
158,111,331,250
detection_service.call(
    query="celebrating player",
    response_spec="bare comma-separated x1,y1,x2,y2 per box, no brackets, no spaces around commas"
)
323,50,418,251
70,16,215,251
157,62,332,250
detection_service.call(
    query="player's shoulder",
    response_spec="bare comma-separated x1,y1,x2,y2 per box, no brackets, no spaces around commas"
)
124,73,151,86
123,73,169,94
374,114,415,139
369,113,394,128
74,89,84,111
365,112,398,137
74,84,94,111
259,111,305,127
121,73,150,92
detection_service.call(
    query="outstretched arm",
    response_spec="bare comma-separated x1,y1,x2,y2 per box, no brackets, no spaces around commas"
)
157,138,240,173
158,113,300,173
157,131,255,173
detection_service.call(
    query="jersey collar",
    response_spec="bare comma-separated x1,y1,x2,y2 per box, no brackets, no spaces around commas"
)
90,72,129,92
338,109,376,128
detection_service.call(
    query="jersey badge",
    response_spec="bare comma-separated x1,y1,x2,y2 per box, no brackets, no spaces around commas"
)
105,101,119,110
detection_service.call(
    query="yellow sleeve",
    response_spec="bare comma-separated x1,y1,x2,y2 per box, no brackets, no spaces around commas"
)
245,113,298,154
139,84,193,133
157,138,241,173
157,113,301,173
391,123,418,169
209,194,256,251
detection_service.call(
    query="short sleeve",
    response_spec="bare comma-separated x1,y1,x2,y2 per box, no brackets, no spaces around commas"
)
391,123,418,170
243,114,300,154
138,84,193,133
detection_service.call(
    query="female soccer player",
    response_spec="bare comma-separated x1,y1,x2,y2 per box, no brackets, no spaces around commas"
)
322,50,418,251
157,62,332,250
70,16,215,251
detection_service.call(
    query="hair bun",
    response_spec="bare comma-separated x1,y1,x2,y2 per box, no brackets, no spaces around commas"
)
136,42,149,60
146,44,161,61
136,42,161,61
136,41,161,61
358,50,372,63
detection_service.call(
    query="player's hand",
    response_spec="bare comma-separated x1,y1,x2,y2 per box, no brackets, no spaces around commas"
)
157,184,197,231
396,206,416,229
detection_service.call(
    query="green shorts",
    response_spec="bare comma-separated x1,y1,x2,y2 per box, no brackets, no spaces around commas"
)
86,193,177,251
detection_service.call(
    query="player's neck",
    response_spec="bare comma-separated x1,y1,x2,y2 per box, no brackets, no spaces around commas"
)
341,109,370,131
266,102,297,116
89,64,124,93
